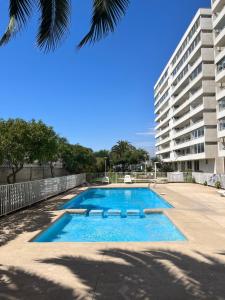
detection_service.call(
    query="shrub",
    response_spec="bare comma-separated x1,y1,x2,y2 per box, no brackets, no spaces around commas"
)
192,177,196,183
203,181,208,186
185,172,193,183
215,181,221,189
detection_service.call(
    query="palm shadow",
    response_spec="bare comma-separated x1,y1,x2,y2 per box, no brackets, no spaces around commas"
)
0,265,77,300
40,249,225,300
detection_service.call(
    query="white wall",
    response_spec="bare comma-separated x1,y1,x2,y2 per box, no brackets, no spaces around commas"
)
199,159,215,172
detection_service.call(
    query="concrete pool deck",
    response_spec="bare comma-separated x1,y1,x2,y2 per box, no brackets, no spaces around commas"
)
1,183,225,299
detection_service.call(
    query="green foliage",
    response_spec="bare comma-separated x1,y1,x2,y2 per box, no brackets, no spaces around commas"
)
0,119,59,183
62,144,97,174
192,177,196,184
1,0,130,51
94,150,109,158
185,173,193,183
110,140,149,171
204,181,208,186
151,157,174,172
215,181,221,189
28,120,59,164
94,150,110,172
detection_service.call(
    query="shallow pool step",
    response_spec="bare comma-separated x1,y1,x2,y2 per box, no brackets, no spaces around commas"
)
89,209,143,217
89,210,103,216
107,209,121,216
126,210,140,216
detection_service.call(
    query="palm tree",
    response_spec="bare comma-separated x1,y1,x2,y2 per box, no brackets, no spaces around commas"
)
111,140,133,159
0,0,130,51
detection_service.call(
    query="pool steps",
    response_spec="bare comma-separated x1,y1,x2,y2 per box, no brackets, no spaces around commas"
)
127,210,140,216
89,210,103,216
107,209,121,216
86,209,150,218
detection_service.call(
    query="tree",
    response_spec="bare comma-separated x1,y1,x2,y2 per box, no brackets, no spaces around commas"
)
28,120,60,177
151,157,174,173
0,119,31,183
0,119,59,183
94,150,109,158
62,144,97,174
0,0,130,51
94,150,110,172
110,140,148,171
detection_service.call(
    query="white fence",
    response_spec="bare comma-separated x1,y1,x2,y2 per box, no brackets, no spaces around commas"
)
0,174,86,217
192,172,225,188
167,172,184,182
167,171,225,188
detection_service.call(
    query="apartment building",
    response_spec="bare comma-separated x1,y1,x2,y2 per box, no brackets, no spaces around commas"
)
154,9,219,173
212,0,225,172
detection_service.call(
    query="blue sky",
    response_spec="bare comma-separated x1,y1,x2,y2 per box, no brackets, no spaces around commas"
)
0,0,211,155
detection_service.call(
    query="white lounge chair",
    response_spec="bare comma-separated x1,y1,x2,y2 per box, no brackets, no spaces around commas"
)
102,176,109,184
124,175,132,184
217,190,225,196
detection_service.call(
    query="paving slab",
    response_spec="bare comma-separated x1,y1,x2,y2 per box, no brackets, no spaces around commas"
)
1,183,225,299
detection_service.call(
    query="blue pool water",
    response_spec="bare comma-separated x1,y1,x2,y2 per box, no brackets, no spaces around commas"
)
60,188,172,211
33,212,186,242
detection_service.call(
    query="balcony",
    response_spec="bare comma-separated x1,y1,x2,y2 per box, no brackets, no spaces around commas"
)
212,0,225,13
172,57,202,97
172,103,204,128
154,88,169,108
156,146,171,155
216,67,225,83
155,125,170,139
213,5,225,29
155,114,170,130
155,136,171,147
154,93,170,115
218,128,225,138
215,47,225,64
171,24,201,72
174,152,206,161
173,87,203,116
216,85,225,100
214,26,225,47
173,119,204,139
172,65,214,106
155,105,170,122
172,136,205,151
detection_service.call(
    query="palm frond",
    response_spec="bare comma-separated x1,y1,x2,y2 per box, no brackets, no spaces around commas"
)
0,0,32,46
78,0,130,48
37,0,70,52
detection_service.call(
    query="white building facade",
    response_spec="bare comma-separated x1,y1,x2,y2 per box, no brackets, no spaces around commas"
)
212,0,225,173
154,9,220,173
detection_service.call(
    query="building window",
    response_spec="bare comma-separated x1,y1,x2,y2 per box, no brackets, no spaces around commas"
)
172,33,201,79
189,63,202,81
219,98,225,112
181,162,186,171
187,161,192,170
219,118,225,131
172,18,200,66
192,127,204,139
217,56,225,73
194,143,204,154
194,160,199,171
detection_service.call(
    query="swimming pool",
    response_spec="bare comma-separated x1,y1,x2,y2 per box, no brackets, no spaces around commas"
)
33,212,186,243
60,188,172,211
